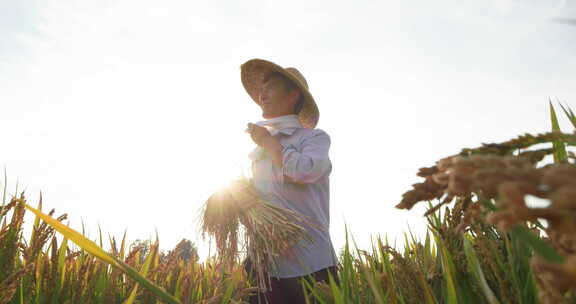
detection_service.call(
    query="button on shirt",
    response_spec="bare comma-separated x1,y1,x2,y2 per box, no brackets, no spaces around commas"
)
251,127,338,278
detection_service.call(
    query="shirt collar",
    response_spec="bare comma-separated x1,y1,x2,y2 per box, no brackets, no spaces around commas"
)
277,127,299,136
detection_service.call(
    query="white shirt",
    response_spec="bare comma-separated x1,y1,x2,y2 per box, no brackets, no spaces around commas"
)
251,126,337,278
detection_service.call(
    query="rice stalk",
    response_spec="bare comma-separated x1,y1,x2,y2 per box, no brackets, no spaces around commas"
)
200,177,312,291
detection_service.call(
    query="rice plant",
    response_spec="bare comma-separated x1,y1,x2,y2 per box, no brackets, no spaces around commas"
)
0,194,251,304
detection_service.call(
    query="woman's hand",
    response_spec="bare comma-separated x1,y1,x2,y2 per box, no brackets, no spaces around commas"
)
247,123,283,167
246,123,271,146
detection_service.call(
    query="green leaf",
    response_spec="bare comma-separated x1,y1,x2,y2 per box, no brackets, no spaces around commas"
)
559,103,576,129
124,243,156,304
463,235,501,304
510,225,564,263
506,229,538,304
434,233,458,304
220,272,238,303
120,229,127,261
550,101,568,163
58,237,68,288
0,169,8,225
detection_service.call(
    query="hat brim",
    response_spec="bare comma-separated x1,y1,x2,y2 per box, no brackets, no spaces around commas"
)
241,59,319,129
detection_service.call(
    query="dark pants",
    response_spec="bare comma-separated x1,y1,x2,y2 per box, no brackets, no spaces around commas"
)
243,258,339,304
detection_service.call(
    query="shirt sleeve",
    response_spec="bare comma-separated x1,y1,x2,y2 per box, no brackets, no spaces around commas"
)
281,129,332,184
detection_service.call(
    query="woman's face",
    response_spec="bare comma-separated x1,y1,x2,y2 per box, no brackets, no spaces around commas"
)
258,77,298,119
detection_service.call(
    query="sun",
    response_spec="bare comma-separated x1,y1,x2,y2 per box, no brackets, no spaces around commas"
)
198,142,255,199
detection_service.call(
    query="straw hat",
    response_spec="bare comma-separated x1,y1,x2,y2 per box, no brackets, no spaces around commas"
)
241,59,319,129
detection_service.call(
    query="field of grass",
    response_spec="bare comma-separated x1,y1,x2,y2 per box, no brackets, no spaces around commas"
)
1,103,576,304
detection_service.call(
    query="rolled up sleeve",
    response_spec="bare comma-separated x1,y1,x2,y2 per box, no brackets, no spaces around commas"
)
281,130,332,184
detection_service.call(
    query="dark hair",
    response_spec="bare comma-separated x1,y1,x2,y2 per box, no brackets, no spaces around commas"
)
293,96,304,114
263,72,305,114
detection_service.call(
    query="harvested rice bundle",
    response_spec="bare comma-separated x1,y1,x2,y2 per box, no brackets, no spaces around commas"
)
201,177,312,290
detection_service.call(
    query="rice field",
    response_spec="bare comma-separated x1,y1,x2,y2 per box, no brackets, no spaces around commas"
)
1,103,575,303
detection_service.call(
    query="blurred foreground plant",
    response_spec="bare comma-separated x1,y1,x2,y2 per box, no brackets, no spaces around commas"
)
395,103,576,303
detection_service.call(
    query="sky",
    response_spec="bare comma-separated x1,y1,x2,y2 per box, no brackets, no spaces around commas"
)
1,0,575,259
